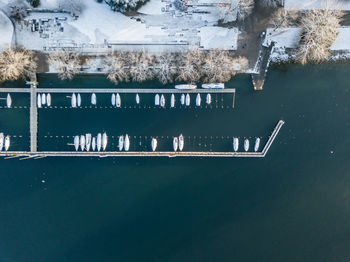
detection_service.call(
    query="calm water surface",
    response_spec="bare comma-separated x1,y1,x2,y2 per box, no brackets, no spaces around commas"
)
1,63,350,261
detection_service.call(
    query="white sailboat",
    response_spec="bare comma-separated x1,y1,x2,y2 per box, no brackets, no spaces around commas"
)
170,94,175,108
151,138,157,152
71,93,77,108
85,133,92,152
91,137,96,151
6,93,12,108
97,133,102,152
179,134,184,151
0,133,4,151
196,93,201,106
41,93,46,105
91,93,96,105
80,135,86,151
244,139,249,152
4,135,10,151
173,137,178,152
233,137,239,152
185,94,190,106
180,94,185,105
116,93,121,108
254,138,261,152
160,94,165,108
136,94,140,104
124,134,130,151
202,83,224,89
37,94,42,108
102,132,108,151
118,136,124,151
77,93,82,107
175,84,197,90
155,94,160,106
46,93,51,107
206,93,211,105
74,136,79,151
111,94,116,106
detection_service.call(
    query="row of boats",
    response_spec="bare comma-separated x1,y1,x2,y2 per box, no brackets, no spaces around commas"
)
73,133,107,151
233,137,261,152
175,83,224,90
37,93,52,108
155,93,211,107
151,134,184,152
0,133,10,151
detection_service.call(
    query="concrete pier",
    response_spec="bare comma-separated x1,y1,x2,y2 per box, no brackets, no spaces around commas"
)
29,82,38,152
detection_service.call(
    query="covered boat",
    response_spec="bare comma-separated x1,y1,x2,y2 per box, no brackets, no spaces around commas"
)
0,133,4,151
71,93,77,108
46,93,51,107
244,139,249,152
85,133,92,152
91,93,97,105
185,94,190,106
175,84,196,90
124,134,130,151
102,132,108,151
196,93,201,106
37,94,42,108
254,138,261,152
170,94,175,108
202,83,224,89
74,136,79,151
77,93,82,107
97,133,102,152
118,136,124,151
155,94,160,106
179,134,184,151
111,94,116,106
151,138,157,152
41,93,46,105
116,93,121,108
180,94,185,105
4,136,10,151
160,95,165,108
6,93,12,108
136,94,140,104
173,137,178,152
80,135,86,151
92,137,96,151
233,137,239,152
206,93,211,105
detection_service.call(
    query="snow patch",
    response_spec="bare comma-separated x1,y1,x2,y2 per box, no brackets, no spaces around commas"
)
199,26,238,50
0,10,13,51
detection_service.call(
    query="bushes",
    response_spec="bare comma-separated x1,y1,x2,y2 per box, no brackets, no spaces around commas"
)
48,50,81,80
104,0,149,12
27,0,40,8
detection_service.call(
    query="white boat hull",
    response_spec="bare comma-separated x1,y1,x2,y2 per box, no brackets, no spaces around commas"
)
124,135,130,151
74,136,79,151
206,93,211,105
71,93,77,108
136,94,140,104
77,93,82,107
180,94,185,105
4,136,10,151
97,133,102,152
185,94,190,106
171,94,175,108
6,93,12,108
85,134,92,152
80,135,85,151
244,139,249,152
46,93,51,107
233,138,239,152
175,84,197,90
92,137,96,151
91,93,97,105
196,94,201,106
254,138,260,152
118,136,124,151
37,94,42,108
155,94,160,106
202,83,224,89
160,95,165,108
151,138,157,152
102,132,108,151
116,93,121,108
173,137,178,152
111,94,116,106
0,133,4,151
179,134,184,151
41,93,46,105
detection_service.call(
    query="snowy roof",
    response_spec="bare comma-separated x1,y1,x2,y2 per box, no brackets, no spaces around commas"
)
0,11,13,51
284,0,350,10
263,28,302,48
330,27,350,50
199,26,238,50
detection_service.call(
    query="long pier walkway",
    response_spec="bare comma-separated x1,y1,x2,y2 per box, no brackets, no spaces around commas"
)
29,82,38,152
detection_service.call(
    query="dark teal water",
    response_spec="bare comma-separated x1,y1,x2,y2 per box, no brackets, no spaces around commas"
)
1,63,350,262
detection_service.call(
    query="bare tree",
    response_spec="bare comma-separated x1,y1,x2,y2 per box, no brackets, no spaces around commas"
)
0,48,37,83
216,0,254,22
155,53,177,84
105,52,129,84
259,0,281,8
269,8,300,29
177,47,203,82
296,3,344,64
129,52,155,82
59,0,85,15
49,50,81,80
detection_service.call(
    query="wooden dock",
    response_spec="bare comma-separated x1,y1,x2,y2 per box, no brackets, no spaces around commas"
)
29,83,38,152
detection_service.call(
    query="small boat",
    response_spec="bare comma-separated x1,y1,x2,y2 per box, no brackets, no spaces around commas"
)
136,94,140,104
160,94,165,108
74,136,79,151
80,135,86,151
91,93,96,105
170,94,175,108
185,94,190,106
37,94,42,108
244,139,249,152
102,132,108,151
233,137,239,152
151,138,157,152
116,93,121,108
85,133,92,152
46,93,51,107
124,134,130,151
41,93,46,105
196,93,201,106
254,138,261,152
97,133,102,152
175,84,197,90
155,94,160,106
206,93,211,105
71,93,77,108
0,133,4,151
202,83,225,89
173,137,178,152
6,93,12,108
4,136,10,151
118,136,124,151
92,137,96,151
111,94,116,106
180,94,185,105
77,93,82,107
178,134,184,151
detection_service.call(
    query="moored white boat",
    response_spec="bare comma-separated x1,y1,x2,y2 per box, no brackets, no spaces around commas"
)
0,133,4,151
85,133,92,152
97,133,102,152
233,137,239,152
244,139,249,152
102,132,108,151
180,94,185,105
74,136,79,151
91,137,96,151
171,94,175,108
173,137,178,152
80,135,86,151
175,84,197,90
77,93,82,107
160,94,165,108
116,93,121,108
41,93,46,105
46,93,51,107
155,94,160,106
206,93,211,104
118,136,124,151
196,93,201,106
37,94,42,108
185,94,190,106
136,94,140,104
151,138,157,152
179,134,184,151
124,134,130,151
111,94,116,106
202,83,224,89
6,93,12,108
254,138,260,152
4,135,10,151
91,93,96,105
71,93,77,108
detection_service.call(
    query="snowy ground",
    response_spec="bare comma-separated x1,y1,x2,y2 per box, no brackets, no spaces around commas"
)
199,26,238,50
284,0,350,10
0,10,13,51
